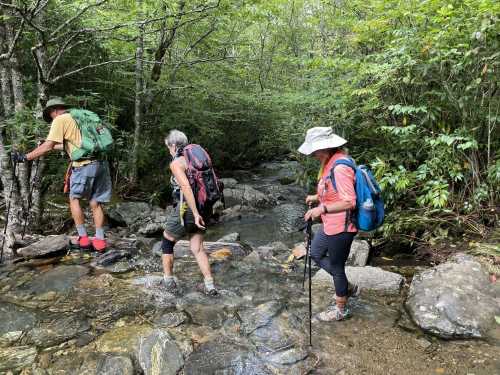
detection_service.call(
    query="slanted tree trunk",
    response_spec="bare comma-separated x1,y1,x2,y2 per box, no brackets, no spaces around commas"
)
30,10,50,227
130,0,145,187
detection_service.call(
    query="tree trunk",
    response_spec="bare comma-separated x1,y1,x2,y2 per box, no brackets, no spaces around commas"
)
0,63,13,117
0,15,39,256
4,20,29,205
0,128,23,256
30,11,50,227
130,0,145,186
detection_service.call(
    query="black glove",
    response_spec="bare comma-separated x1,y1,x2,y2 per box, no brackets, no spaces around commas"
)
11,151,28,163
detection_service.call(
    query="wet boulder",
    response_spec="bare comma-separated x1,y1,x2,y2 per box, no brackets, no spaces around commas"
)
0,303,38,337
184,304,228,329
28,314,91,348
79,353,135,375
256,242,288,259
184,339,271,375
312,266,404,294
89,246,136,274
153,312,187,328
271,203,306,233
220,178,239,189
107,202,172,235
16,235,68,260
24,265,89,295
94,324,153,354
138,329,184,375
107,201,151,226
239,301,283,335
0,346,37,372
216,232,241,242
406,254,500,339
0,303,38,347
223,184,272,208
90,249,131,268
348,240,370,266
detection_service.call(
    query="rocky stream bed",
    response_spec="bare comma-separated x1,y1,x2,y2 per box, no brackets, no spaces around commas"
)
0,161,499,374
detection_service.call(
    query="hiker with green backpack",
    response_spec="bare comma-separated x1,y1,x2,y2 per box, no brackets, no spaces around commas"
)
12,97,113,252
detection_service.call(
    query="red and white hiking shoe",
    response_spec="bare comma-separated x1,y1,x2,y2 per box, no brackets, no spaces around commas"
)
92,238,107,253
78,236,92,250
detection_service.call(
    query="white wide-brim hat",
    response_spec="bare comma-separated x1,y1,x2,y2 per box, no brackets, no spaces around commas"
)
298,126,347,155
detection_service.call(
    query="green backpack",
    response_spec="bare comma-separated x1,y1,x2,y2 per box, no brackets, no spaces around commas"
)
69,109,113,161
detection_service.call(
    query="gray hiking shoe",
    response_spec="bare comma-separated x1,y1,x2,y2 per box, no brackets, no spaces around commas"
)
313,305,351,322
162,277,179,294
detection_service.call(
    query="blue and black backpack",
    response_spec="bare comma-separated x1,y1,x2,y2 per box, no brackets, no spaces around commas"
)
330,158,384,232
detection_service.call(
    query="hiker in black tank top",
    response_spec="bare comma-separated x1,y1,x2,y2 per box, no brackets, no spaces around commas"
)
159,130,218,297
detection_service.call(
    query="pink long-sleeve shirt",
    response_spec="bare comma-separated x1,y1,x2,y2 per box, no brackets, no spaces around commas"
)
317,152,357,235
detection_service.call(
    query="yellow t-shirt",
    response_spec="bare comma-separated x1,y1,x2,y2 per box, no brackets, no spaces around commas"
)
46,112,90,167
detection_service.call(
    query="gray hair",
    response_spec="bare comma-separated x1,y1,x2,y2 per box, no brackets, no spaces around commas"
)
165,129,188,148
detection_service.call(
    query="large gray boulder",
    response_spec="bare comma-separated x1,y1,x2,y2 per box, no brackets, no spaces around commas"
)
312,266,404,294
216,232,241,242
138,329,184,375
107,202,172,235
223,184,272,208
293,239,369,266
16,235,68,259
107,201,151,226
220,178,239,189
348,240,370,266
406,254,500,339
271,203,306,233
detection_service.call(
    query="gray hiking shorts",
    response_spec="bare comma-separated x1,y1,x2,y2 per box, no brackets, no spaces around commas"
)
69,160,112,203
164,203,206,240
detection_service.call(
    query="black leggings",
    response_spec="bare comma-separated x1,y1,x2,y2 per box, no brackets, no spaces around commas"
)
310,227,356,297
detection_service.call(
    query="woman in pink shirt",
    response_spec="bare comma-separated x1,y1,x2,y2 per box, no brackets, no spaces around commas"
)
299,127,357,321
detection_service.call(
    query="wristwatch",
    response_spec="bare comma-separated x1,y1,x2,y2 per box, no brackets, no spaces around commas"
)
321,204,328,214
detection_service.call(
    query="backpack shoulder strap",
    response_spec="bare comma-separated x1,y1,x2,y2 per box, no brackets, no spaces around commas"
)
329,158,356,191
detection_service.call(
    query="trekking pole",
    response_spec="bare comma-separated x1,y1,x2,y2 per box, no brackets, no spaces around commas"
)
21,158,40,240
302,230,309,289
1,159,18,263
302,203,313,288
306,216,313,347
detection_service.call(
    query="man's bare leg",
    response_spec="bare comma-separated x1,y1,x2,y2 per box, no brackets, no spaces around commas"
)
89,200,105,229
70,197,85,226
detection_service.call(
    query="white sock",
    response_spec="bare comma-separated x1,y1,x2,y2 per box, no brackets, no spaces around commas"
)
204,277,215,290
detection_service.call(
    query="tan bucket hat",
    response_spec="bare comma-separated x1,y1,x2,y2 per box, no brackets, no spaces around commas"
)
298,127,347,155
43,97,69,123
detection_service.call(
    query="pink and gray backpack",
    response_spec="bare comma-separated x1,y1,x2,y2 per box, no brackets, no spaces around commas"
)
183,144,224,212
